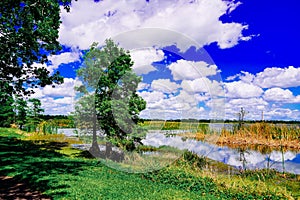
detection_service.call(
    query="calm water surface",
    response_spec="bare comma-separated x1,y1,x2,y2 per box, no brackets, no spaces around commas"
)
142,132,300,174
59,128,300,174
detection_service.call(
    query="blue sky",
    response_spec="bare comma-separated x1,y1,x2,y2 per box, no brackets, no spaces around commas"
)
31,0,300,121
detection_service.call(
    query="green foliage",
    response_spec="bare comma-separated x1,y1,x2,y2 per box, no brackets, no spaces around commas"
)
72,94,96,134
0,82,15,127
76,39,146,150
0,0,75,95
14,96,28,129
26,98,44,126
22,98,44,132
181,151,207,169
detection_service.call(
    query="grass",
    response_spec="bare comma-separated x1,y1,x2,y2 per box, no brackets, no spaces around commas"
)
141,121,209,133
1,128,299,199
176,122,300,150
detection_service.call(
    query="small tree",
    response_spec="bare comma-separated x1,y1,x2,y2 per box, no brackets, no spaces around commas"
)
0,82,15,127
237,107,247,130
15,97,28,129
26,98,44,131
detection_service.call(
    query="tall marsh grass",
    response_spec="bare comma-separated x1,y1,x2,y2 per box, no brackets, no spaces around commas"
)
220,123,299,141
23,120,58,135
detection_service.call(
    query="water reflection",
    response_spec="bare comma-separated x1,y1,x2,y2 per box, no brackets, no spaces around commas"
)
142,132,300,174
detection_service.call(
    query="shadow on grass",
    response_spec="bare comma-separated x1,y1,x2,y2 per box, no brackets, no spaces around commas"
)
0,134,96,198
73,150,95,159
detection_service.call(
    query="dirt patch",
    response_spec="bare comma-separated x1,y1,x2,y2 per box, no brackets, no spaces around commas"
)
0,176,51,200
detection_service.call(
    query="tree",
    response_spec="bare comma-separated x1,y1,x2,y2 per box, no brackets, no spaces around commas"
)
27,98,44,129
76,39,146,152
73,93,97,136
237,107,248,130
0,82,15,127
94,40,146,151
15,96,28,129
0,0,75,95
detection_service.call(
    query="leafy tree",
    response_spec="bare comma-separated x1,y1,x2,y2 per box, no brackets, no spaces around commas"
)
26,98,44,129
95,59,147,151
76,39,146,152
93,40,146,150
15,96,28,129
73,93,97,136
0,0,75,95
0,82,15,127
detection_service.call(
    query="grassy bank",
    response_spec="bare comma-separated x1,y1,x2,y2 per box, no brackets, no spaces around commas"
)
0,128,299,199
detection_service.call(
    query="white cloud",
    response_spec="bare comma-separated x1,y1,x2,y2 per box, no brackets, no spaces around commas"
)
139,89,208,120
28,78,78,115
54,97,74,105
59,0,250,51
227,98,268,108
47,51,81,74
151,79,180,93
224,98,268,120
226,71,255,83
138,90,165,104
168,60,219,80
41,97,74,115
253,66,300,88
130,48,164,75
137,82,150,91
263,88,293,102
181,77,224,96
43,78,76,97
264,108,300,121
225,81,263,99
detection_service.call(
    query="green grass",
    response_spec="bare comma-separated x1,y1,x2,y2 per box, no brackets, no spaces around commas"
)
141,121,209,133
0,128,298,199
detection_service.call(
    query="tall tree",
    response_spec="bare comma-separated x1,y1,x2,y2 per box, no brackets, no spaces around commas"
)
76,39,146,152
0,0,75,95
95,55,146,150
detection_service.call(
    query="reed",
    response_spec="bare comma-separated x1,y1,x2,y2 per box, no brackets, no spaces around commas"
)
180,122,300,150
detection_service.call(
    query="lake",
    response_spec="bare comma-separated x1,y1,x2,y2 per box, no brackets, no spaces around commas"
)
58,128,300,174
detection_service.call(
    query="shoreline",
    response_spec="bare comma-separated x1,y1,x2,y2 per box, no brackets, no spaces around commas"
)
179,132,300,151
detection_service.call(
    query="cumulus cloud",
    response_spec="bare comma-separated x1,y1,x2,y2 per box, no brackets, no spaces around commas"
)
253,66,300,88
139,89,208,120
29,78,78,115
151,79,180,93
138,90,165,104
225,81,263,99
264,108,300,121
137,82,150,91
226,71,255,83
43,78,77,97
181,77,224,96
47,51,81,74
41,97,74,115
227,98,268,109
59,0,250,51
168,60,219,80
263,88,293,102
130,48,164,75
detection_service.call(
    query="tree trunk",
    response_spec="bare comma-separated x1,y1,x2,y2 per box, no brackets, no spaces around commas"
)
89,112,101,158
